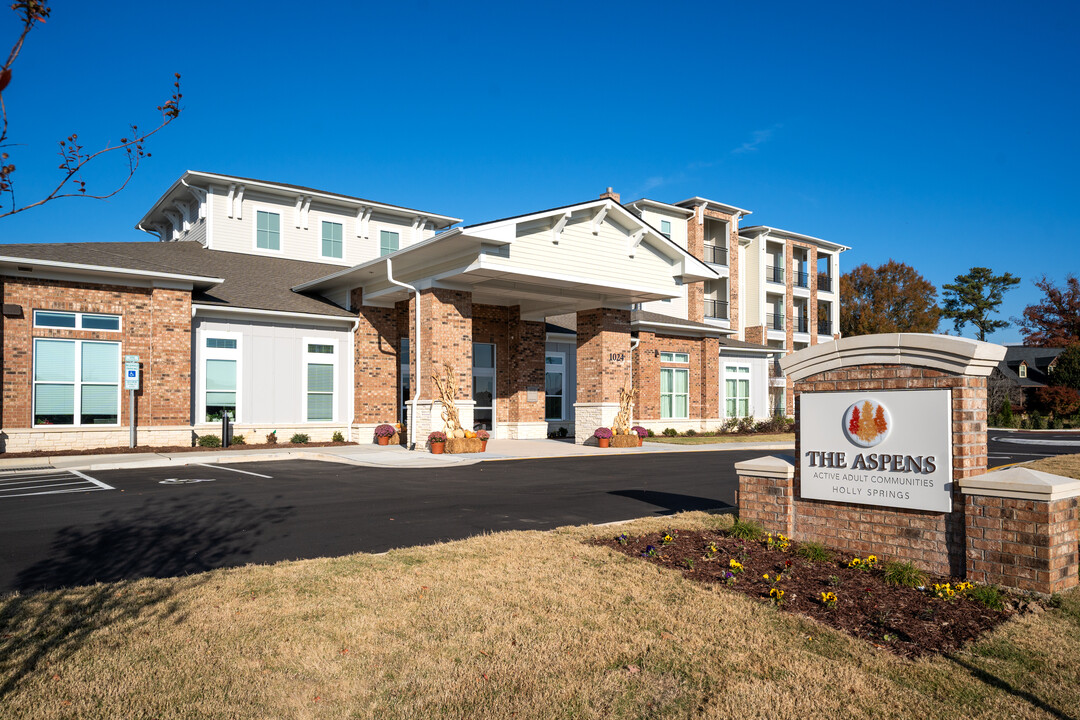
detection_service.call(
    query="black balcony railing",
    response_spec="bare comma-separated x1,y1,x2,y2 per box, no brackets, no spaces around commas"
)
704,244,728,265
795,270,809,288
767,313,784,330
766,265,784,283
818,274,832,292
704,299,729,319
818,319,832,335
795,315,808,333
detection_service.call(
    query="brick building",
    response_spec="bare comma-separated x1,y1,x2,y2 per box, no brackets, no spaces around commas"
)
0,172,847,451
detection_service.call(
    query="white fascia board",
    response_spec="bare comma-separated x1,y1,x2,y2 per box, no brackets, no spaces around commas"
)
718,345,782,355
624,198,695,216
632,319,728,337
0,256,223,287
675,196,753,217
738,225,850,252
192,303,355,324
474,256,682,299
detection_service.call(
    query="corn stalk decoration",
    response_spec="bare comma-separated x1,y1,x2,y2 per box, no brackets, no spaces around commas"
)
431,361,465,438
612,383,636,435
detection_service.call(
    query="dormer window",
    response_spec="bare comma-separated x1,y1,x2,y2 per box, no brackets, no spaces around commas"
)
1018,362,1027,378
660,220,672,239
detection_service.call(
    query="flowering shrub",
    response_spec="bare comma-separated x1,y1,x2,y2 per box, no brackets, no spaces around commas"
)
428,431,447,444
820,591,838,608
848,554,878,571
766,532,791,552
477,430,490,441
593,427,614,440
374,424,396,438
631,426,647,438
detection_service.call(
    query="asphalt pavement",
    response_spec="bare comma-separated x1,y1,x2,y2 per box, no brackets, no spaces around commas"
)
987,429,1080,468
0,450,758,594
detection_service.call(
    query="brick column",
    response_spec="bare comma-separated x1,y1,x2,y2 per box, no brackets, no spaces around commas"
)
807,245,818,344
352,288,399,425
575,307,631,443
726,215,740,333
686,207,705,323
409,288,473,440
505,307,547,438
735,455,796,536
701,336,720,420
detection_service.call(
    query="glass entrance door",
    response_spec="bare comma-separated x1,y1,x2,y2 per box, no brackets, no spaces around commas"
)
473,342,496,433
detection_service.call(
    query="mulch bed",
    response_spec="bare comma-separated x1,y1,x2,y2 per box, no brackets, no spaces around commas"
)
0,441,359,459
593,528,1027,659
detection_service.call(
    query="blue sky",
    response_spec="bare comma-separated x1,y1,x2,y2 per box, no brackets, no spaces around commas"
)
2,1,1077,343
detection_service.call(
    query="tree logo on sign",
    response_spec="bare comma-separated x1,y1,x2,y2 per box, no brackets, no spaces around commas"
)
843,400,891,447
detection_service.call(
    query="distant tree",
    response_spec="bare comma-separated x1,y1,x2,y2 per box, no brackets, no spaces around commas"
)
1035,386,1080,418
839,261,942,336
941,267,1020,341
1016,275,1080,347
987,368,1022,415
0,1,182,219
1053,343,1080,391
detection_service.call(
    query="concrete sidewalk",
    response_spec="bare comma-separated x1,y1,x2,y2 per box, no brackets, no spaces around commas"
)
0,437,794,474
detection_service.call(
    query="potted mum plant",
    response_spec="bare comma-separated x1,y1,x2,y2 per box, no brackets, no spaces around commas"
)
477,429,489,451
631,425,647,447
428,430,447,454
374,424,396,446
594,426,614,448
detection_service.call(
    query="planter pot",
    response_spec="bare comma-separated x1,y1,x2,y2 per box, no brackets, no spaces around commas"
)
431,443,445,454
481,440,487,452
597,438,610,448
638,436,643,447
377,436,390,446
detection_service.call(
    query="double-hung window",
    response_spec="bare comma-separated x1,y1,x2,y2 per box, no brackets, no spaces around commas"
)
321,220,343,259
256,210,281,251
380,230,399,256
203,333,240,422
33,338,120,426
304,339,337,422
725,364,751,418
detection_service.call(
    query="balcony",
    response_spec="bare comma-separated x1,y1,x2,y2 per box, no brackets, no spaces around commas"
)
818,319,832,336
794,315,808,333
704,298,729,320
794,269,809,288
767,313,785,331
766,265,784,284
818,274,832,292
703,243,728,265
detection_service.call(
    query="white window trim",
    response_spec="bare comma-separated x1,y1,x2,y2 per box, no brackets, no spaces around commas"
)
302,336,338,423
251,206,284,254
33,310,122,333
198,329,243,424
318,216,346,260
723,363,752,419
660,367,689,420
32,338,122,428
473,342,496,433
545,351,566,421
660,351,689,364
660,219,672,239
379,228,401,257
400,337,410,424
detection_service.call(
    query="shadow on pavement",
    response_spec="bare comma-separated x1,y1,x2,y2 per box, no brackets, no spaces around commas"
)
608,489,733,515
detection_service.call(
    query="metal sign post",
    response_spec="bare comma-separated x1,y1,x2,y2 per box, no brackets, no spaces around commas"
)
124,355,140,448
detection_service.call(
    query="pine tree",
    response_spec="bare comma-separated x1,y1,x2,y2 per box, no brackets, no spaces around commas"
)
874,404,888,435
849,406,861,436
941,267,1020,341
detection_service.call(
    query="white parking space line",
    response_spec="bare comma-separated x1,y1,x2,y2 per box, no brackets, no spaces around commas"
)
194,463,272,478
70,469,115,491
0,469,114,498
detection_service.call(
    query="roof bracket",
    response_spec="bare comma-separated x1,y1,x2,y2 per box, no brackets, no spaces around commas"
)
696,201,707,225
301,196,312,230
162,209,183,240
357,206,371,238
173,200,194,232
592,205,609,235
627,229,646,258
294,196,303,228
226,184,235,218
412,215,427,241
233,185,245,220
182,182,207,219
551,211,570,244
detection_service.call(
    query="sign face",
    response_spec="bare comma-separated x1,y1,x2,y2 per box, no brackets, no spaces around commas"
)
124,360,140,391
800,389,953,513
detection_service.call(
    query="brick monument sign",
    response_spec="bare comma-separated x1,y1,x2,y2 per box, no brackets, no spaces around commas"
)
736,334,1079,595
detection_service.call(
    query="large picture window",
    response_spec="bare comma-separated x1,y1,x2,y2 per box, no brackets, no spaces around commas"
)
660,367,689,419
725,364,751,418
202,332,241,422
545,353,565,421
33,338,120,426
303,338,337,422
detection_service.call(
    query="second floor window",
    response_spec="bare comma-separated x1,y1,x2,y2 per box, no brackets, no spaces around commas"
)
660,220,671,239
322,221,343,259
380,230,400,256
256,211,280,251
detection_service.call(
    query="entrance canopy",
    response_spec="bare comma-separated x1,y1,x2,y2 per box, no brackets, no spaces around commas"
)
294,198,719,321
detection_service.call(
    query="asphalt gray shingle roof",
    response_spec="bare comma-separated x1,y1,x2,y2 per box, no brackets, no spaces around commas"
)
0,242,354,318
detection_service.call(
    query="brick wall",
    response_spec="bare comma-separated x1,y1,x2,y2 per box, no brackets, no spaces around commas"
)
686,209,704,323
413,288,472,399
506,308,546,424
790,365,987,577
739,473,795,536
2,276,191,433
634,332,719,422
744,325,766,345
576,308,631,404
965,495,1079,594
353,289,399,423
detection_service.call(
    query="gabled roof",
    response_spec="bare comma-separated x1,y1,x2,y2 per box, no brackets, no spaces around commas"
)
998,345,1065,388
0,242,354,318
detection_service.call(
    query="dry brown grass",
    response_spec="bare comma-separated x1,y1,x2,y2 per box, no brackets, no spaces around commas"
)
1,512,1078,719
644,433,794,445
1025,452,1080,479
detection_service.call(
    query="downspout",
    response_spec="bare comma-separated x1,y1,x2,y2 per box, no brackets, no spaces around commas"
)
629,336,640,426
136,223,161,240
386,258,420,450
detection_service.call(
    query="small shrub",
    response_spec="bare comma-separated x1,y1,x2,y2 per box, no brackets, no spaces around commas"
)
266,431,278,444
1051,416,1064,429
231,433,246,445
965,584,1005,610
646,428,655,437
1019,417,1031,429
662,427,678,437
197,434,221,448
1030,411,1046,430
720,417,739,433
684,428,697,437
753,420,770,433
988,412,1001,428
1000,401,1014,426
728,518,764,541
737,416,755,434
332,431,345,442
882,559,927,588
557,426,568,438
290,433,310,444
796,541,832,563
